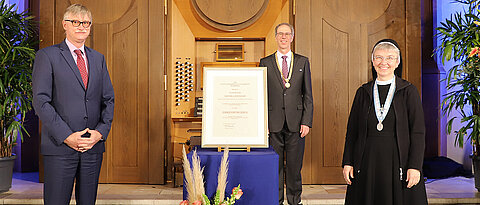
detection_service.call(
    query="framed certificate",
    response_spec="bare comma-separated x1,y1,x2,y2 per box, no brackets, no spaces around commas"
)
202,67,268,148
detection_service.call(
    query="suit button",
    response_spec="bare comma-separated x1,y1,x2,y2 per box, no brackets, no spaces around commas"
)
283,93,286,96
84,117,88,120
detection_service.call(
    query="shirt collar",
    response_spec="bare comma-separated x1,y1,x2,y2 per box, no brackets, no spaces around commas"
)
276,50,292,59
65,38,86,56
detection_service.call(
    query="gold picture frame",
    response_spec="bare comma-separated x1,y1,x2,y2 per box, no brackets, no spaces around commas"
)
202,67,268,148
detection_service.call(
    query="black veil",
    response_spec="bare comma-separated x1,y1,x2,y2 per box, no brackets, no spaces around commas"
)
371,39,403,79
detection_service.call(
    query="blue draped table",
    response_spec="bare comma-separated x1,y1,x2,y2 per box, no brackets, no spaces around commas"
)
183,147,279,204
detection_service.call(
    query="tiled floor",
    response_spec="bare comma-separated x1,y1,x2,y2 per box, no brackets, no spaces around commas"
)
1,173,480,204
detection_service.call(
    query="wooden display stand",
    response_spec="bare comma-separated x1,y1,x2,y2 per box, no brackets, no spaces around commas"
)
217,146,251,152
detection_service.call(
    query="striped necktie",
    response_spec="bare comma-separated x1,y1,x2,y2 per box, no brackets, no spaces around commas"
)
74,49,88,88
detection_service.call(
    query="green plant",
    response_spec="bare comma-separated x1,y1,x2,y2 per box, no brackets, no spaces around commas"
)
0,0,38,158
435,0,480,156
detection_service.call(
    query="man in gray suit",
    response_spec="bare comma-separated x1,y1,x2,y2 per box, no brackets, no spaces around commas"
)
32,4,114,205
259,23,313,205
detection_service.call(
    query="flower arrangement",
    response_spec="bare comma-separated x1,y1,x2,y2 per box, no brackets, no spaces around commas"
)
181,146,243,205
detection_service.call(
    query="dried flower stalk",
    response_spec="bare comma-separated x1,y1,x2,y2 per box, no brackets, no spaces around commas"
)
182,145,196,202
191,149,206,202
216,147,229,202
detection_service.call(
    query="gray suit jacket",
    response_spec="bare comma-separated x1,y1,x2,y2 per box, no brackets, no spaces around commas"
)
32,41,114,155
259,52,313,132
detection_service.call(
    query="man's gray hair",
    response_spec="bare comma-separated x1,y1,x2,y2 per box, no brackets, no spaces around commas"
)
275,23,294,37
63,4,92,21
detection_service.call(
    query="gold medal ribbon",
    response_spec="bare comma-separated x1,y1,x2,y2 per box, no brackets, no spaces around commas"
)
275,52,294,88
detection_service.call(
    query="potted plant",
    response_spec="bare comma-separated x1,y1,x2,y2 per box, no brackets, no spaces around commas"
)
434,0,480,191
0,0,37,192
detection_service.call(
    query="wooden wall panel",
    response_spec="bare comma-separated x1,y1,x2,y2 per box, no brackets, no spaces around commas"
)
406,0,423,98
148,0,167,185
322,20,348,167
296,0,421,184
109,0,150,183
421,0,441,157
71,0,133,24
36,0,166,184
36,0,55,183
112,20,142,168
295,0,313,184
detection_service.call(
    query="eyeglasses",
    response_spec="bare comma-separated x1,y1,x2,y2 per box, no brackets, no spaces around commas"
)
276,32,292,37
65,20,92,28
373,56,397,63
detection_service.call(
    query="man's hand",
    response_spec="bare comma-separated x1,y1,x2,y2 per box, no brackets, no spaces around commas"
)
64,128,89,151
406,169,421,188
343,165,354,185
300,125,310,138
78,130,103,152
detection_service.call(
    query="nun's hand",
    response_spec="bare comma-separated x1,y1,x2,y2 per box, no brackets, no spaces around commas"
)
343,165,354,185
406,169,421,188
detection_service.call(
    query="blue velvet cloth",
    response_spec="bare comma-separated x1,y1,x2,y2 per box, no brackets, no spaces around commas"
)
183,147,279,204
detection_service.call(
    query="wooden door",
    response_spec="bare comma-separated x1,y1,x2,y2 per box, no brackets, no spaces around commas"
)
36,0,166,184
295,0,421,184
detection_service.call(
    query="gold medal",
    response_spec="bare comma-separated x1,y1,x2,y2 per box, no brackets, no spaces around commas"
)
285,82,291,88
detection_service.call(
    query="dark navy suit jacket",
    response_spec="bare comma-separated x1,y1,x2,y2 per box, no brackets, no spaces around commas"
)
32,41,114,155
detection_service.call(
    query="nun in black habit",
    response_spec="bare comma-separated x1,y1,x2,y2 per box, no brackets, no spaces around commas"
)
341,39,428,205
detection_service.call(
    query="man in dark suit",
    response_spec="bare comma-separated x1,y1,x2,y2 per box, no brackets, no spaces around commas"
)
259,23,313,205
32,4,114,205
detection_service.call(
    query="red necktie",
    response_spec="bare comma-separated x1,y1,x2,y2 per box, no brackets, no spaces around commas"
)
74,49,88,88
282,55,288,85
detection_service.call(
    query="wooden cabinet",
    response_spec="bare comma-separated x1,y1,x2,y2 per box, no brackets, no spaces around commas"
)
170,117,202,186
216,43,245,61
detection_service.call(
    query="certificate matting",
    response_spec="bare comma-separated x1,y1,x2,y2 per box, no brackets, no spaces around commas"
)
202,67,268,148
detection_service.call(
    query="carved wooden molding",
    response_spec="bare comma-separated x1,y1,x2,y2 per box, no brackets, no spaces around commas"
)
191,0,269,31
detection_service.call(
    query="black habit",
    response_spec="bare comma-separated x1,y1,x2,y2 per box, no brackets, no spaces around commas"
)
342,39,427,205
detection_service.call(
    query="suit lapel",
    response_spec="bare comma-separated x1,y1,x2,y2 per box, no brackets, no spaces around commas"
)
59,41,87,90
85,47,94,91
291,53,300,83
270,52,285,88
